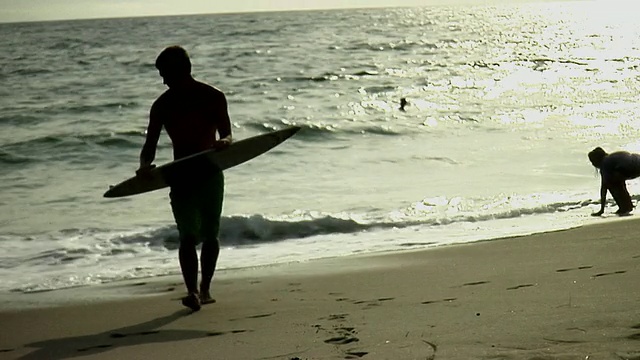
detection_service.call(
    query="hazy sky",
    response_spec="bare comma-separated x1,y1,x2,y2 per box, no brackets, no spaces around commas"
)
0,0,555,23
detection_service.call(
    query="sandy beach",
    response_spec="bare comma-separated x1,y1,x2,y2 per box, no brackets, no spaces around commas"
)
0,218,638,360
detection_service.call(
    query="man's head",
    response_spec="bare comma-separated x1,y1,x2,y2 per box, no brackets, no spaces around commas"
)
588,147,607,168
155,46,192,87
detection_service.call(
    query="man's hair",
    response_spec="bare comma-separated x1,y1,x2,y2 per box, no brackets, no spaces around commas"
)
588,147,607,168
155,46,191,75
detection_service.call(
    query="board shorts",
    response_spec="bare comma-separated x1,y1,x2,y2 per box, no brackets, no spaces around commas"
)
169,170,224,245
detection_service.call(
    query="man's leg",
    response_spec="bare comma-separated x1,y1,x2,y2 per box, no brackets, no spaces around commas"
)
179,237,199,294
199,171,224,304
179,236,201,311
609,180,633,214
170,189,202,311
199,238,220,304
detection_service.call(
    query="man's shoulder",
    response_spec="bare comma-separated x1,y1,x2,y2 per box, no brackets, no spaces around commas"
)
151,90,172,110
194,80,224,96
607,151,632,161
153,89,171,105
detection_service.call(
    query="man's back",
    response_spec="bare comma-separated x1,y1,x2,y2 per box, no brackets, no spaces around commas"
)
601,151,640,180
152,80,228,160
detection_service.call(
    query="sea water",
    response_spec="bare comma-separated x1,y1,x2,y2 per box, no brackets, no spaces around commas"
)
2,1,640,294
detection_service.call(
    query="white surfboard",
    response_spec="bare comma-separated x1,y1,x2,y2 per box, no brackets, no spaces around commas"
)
104,126,301,198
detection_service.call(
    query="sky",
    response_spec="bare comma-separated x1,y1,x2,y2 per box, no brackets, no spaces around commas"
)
0,0,562,23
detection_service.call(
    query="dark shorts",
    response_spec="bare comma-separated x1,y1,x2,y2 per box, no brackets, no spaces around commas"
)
169,171,224,244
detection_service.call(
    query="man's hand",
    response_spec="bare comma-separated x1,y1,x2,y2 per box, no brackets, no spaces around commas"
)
136,164,156,177
213,138,232,150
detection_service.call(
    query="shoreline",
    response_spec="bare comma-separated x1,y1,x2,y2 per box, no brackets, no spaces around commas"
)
1,217,638,359
0,215,633,311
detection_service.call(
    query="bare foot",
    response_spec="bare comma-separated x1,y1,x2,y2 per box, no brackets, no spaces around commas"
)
200,290,216,305
181,292,201,311
616,208,633,216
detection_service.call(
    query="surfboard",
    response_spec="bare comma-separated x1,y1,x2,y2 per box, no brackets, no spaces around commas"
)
103,126,301,198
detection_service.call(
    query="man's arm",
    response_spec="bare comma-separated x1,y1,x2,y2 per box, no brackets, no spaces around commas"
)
138,104,163,172
213,91,232,148
592,178,607,216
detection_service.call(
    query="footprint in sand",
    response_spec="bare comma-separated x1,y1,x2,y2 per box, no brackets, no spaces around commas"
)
324,335,360,345
328,292,352,302
316,314,361,349
556,265,593,272
246,313,275,319
323,314,348,321
345,350,368,358
351,297,395,308
229,312,275,322
627,323,640,341
421,298,457,305
506,284,535,290
627,333,640,340
591,270,626,278
324,326,360,346
461,281,490,287
207,329,251,337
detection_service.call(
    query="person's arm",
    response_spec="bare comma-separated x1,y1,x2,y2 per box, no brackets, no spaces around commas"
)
592,177,607,216
213,91,232,149
137,103,162,173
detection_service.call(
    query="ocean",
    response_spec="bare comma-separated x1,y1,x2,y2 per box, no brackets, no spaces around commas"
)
2,1,640,295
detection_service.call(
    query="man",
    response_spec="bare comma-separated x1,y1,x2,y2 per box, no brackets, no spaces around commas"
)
399,97,408,111
588,146,640,216
138,46,232,311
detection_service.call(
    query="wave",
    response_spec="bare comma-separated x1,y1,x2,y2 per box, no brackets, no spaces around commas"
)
0,114,43,126
0,149,35,165
341,40,434,53
242,120,407,140
218,197,597,244
262,68,380,84
2,131,143,151
0,130,146,165
307,70,380,82
30,101,142,117
45,38,97,51
112,196,600,248
4,194,600,259
6,67,53,76
243,121,339,141
63,101,141,115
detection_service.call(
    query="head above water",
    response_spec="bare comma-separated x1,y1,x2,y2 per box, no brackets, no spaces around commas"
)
155,46,192,87
588,147,607,168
